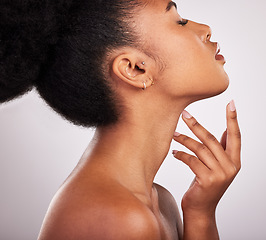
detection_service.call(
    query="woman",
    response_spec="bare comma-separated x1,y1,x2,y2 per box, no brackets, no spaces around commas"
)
0,0,241,239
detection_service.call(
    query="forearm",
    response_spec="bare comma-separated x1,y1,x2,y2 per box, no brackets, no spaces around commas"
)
182,211,219,240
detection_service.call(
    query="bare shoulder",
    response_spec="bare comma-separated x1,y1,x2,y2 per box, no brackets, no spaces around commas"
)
154,183,178,207
38,179,161,240
154,183,183,237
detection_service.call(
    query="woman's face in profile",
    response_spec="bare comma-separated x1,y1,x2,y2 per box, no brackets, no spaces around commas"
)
137,0,229,101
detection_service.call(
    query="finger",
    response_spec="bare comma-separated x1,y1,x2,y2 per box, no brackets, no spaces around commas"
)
172,150,209,177
181,110,228,163
226,100,241,167
220,129,227,150
173,133,219,170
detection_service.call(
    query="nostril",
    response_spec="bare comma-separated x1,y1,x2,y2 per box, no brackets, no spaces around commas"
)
205,25,212,42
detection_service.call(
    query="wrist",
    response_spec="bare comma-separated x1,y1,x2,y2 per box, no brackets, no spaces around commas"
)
182,209,216,226
182,210,219,240
181,201,217,218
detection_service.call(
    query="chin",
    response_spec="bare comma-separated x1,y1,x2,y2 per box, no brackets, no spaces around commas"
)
218,72,230,92
213,78,230,96
210,82,229,99
207,71,230,97
189,76,230,103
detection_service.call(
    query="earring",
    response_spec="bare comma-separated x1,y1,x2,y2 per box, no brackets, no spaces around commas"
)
142,81,146,90
149,77,154,86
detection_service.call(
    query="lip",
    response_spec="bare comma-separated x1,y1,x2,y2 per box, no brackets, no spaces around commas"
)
214,42,226,63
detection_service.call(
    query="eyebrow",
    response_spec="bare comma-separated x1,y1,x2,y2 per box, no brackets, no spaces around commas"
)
165,1,177,12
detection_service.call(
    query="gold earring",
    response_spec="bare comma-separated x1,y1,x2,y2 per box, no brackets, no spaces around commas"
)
149,77,154,86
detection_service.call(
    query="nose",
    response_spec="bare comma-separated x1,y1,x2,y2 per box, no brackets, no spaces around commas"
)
189,21,212,42
204,25,212,42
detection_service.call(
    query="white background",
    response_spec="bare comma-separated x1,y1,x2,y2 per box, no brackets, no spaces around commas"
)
1,0,266,239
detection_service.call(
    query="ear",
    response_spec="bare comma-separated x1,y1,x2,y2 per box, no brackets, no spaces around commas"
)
112,53,153,90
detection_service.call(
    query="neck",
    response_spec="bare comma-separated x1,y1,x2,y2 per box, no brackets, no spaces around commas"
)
82,96,188,198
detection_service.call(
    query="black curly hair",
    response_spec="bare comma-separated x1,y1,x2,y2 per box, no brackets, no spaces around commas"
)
0,0,148,127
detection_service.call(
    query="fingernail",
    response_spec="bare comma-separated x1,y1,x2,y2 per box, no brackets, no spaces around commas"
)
172,150,178,155
229,100,236,112
182,110,192,119
173,132,181,137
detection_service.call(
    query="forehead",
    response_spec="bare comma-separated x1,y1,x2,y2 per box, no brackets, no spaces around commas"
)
137,0,177,15
134,0,179,43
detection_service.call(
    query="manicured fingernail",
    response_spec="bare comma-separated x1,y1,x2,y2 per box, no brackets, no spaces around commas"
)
229,100,236,111
173,132,181,137
172,150,178,155
182,110,192,119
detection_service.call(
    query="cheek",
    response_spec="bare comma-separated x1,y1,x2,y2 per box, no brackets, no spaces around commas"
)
161,40,229,97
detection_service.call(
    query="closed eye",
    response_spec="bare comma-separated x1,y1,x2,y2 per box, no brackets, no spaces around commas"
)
177,19,188,26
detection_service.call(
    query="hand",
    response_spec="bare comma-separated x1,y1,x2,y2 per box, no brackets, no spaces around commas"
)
172,100,241,216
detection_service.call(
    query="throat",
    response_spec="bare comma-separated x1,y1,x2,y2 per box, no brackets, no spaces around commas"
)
90,126,172,193
86,104,184,195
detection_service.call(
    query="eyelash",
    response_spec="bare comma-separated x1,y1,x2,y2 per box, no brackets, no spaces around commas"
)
177,19,188,26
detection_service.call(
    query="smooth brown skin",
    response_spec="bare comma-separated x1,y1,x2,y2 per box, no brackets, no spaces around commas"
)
38,1,241,239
